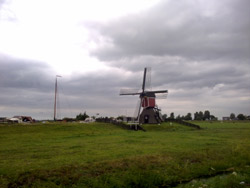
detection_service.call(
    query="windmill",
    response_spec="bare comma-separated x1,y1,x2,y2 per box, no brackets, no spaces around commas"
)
120,67,168,124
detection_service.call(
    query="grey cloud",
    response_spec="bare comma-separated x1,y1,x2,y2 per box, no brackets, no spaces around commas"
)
0,55,57,117
99,55,249,91
0,55,140,119
0,55,54,91
90,0,250,62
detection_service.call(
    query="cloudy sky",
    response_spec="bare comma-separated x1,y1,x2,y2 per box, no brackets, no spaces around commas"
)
0,0,249,120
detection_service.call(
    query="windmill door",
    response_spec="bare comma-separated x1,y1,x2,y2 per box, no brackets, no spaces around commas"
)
144,115,149,123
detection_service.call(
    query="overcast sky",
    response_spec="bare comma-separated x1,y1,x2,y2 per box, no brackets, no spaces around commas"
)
0,0,249,120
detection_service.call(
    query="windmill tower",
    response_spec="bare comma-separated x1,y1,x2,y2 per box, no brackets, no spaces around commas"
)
120,67,168,124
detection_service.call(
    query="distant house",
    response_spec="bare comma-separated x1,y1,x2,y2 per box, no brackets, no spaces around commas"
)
222,117,230,121
0,117,8,123
79,117,95,123
9,117,21,123
84,117,95,122
9,116,33,123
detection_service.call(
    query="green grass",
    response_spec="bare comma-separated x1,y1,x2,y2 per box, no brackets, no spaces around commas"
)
0,121,249,187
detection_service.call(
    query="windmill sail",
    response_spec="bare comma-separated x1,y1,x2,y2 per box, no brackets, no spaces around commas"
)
134,99,142,120
144,67,151,91
120,88,140,95
155,92,168,99
142,68,147,92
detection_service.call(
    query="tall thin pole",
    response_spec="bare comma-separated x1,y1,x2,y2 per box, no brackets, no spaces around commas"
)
54,75,61,121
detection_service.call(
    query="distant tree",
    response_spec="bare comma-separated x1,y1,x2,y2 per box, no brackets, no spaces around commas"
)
105,117,109,122
237,114,246,120
204,110,211,120
76,112,89,121
210,115,218,121
162,114,168,121
184,113,192,120
199,111,204,120
194,112,199,120
117,116,124,120
170,112,175,119
194,111,203,120
176,115,181,120
230,113,236,120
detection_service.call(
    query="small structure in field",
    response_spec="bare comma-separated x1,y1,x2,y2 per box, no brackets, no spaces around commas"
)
9,116,33,123
0,117,8,123
120,67,168,124
84,117,95,122
79,117,95,123
222,117,230,121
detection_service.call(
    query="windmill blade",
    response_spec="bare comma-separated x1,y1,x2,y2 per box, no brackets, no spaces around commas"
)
142,67,152,92
145,67,152,91
133,99,140,118
142,67,147,92
155,92,168,99
149,89,168,94
120,88,141,95
134,99,142,121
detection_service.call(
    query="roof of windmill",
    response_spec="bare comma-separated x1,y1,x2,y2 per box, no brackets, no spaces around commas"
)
144,92,156,97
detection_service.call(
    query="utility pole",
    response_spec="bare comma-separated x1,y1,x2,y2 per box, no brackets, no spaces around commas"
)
54,75,62,121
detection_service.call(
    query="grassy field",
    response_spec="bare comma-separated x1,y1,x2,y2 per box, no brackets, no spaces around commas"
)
0,121,249,187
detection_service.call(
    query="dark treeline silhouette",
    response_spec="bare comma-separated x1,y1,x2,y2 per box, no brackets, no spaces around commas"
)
162,110,217,121
162,111,250,121
62,111,249,122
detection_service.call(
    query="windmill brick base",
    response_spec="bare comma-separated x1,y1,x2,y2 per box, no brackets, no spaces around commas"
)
139,107,163,124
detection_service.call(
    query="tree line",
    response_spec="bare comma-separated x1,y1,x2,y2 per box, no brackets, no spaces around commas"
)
229,113,249,120
162,111,249,121
62,111,90,122
62,111,249,122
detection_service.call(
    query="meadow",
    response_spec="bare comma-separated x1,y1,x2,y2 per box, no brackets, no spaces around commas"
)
0,121,249,187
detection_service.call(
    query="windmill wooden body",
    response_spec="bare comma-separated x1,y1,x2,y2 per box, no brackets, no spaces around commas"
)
120,68,168,124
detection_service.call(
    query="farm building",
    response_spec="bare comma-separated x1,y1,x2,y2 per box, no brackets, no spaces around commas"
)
9,116,33,123
0,117,8,123
222,117,230,121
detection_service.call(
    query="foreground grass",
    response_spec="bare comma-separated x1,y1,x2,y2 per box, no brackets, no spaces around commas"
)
0,121,249,187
